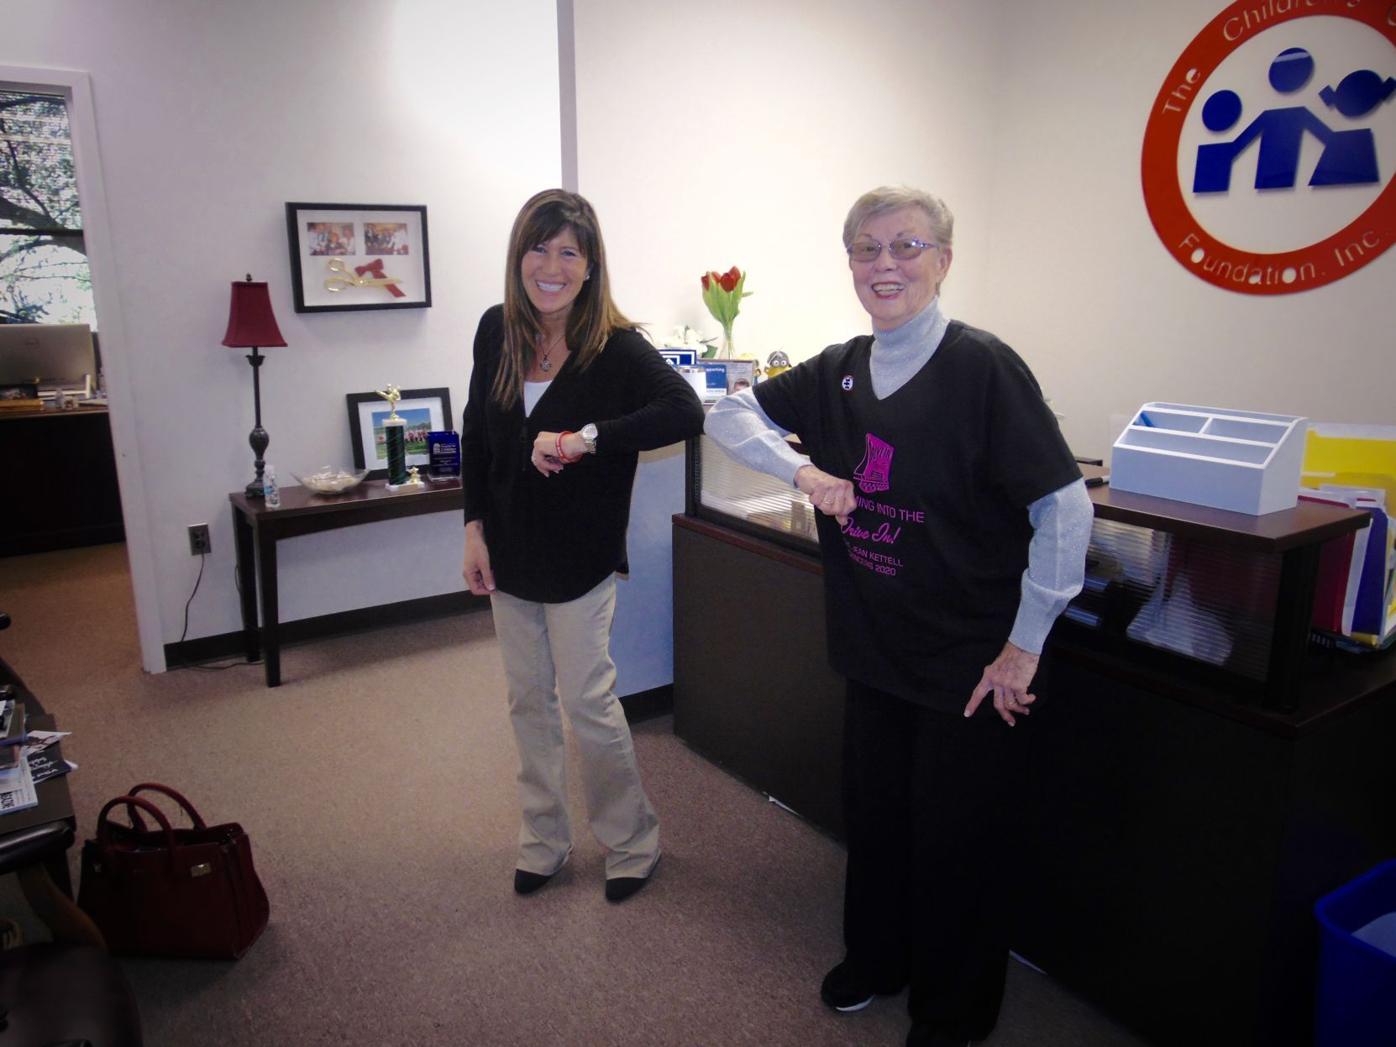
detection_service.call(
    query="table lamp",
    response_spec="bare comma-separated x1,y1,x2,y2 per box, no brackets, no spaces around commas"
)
221,275,287,499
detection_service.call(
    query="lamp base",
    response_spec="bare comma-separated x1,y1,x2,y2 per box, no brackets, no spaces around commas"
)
246,420,269,501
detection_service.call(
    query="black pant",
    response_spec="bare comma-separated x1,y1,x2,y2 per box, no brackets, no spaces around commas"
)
841,678,1031,1039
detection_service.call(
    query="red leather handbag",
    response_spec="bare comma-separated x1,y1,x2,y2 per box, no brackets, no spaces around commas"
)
77,783,269,959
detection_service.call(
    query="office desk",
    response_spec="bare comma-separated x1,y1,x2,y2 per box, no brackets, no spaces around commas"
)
672,464,1385,1047
1,406,123,556
229,478,463,687
0,660,99,946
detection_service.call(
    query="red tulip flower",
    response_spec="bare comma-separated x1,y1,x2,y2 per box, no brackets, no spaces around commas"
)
700,266,751,356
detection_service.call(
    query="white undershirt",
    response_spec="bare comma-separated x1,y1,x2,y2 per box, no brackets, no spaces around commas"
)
523,379,551,417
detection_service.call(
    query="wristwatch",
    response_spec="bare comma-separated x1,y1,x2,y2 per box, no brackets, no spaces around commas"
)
579,423,598,455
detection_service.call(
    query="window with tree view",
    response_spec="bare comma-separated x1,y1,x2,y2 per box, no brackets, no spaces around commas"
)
0,89,95,326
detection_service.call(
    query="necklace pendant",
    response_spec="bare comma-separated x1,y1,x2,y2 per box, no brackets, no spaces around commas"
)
540,358,551,372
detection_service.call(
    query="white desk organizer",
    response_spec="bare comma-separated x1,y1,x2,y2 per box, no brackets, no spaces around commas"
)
1111,403,1308,515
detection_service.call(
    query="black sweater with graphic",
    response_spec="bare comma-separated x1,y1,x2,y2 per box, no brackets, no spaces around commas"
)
754,321,1080,710
461,305,704,603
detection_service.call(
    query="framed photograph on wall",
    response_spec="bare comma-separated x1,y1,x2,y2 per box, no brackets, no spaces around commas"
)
286,203,432,313
346,387,453,479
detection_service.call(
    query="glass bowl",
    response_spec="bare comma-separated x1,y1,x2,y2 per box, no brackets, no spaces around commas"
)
293,466,368,496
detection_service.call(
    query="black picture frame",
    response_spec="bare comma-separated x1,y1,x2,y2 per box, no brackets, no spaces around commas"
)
345,387,453,480
286,202,431,313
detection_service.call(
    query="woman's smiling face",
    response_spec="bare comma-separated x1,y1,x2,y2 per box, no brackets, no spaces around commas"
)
521,226,588,323
848,206,952,331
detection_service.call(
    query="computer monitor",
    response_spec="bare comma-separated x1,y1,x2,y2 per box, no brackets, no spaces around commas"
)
0,323,95,390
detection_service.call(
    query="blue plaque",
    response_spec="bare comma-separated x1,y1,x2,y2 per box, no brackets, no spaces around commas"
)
428,429,460,479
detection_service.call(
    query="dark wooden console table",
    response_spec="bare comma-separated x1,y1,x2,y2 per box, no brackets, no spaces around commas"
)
229,479,463,687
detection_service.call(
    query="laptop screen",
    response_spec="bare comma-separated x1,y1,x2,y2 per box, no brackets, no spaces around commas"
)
0,323,95,388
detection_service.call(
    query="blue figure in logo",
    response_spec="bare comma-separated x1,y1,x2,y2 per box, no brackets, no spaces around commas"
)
1312,69,1396,185
1193,89,1250,192
1192,47,1391,193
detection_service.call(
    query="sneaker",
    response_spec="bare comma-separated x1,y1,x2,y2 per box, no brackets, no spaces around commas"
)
820,959,905,1012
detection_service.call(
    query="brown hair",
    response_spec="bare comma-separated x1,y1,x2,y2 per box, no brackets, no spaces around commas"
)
492,189,631,407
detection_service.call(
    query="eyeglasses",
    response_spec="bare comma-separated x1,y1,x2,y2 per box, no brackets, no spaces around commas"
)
846,238,939,262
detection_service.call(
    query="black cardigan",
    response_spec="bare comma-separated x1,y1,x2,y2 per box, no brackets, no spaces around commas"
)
460,304,705,603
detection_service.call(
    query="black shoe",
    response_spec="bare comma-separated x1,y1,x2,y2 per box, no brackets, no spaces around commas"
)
906,1027,974,1047
605,854,660,903
513,868,556,895
820,960,905,1012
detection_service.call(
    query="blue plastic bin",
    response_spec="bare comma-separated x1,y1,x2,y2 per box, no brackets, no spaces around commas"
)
1314,859,1396,1047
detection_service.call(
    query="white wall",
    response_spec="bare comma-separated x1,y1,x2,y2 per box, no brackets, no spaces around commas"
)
576,0,1394,468
573,0,1007,356
3,0,561,670
980,0,1396,460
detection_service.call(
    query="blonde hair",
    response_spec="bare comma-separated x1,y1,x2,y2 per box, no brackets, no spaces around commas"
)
842,186,955,250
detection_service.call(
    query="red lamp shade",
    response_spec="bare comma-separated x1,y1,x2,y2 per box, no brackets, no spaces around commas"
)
221,279,287,348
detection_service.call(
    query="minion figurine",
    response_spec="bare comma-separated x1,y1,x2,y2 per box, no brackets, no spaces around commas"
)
764,350,791,380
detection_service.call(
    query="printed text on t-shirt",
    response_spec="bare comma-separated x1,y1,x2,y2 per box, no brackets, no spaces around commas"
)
855,494,924,523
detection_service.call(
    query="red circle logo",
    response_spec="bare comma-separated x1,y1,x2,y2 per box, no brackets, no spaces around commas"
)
1141,2,1396,294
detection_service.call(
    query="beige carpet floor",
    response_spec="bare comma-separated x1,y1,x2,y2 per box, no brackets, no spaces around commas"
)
0,543,1150,1046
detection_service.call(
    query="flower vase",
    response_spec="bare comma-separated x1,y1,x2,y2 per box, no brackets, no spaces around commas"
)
720,330,735,360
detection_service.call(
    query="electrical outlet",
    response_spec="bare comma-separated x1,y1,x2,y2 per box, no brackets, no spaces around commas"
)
187,523,211,556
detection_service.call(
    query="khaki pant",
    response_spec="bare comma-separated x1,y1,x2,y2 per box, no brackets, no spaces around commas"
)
490,575,660,879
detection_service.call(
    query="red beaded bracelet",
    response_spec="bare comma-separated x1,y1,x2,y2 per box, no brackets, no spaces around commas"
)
555,431,583,464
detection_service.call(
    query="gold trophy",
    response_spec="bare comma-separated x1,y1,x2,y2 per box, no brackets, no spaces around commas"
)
377,384,409,486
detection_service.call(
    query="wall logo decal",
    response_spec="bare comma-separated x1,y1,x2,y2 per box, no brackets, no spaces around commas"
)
1141,1,1395,294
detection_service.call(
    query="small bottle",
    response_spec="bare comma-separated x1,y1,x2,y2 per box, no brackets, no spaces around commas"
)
264,466,281,509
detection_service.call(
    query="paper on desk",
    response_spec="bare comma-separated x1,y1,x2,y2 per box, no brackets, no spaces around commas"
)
26,747,75,785
0,757,38,815
18,732,74,785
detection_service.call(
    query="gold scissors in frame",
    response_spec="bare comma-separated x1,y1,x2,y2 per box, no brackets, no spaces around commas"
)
324,257,402,293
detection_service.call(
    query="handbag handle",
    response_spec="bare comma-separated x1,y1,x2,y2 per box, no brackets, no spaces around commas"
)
96,795,181,874
125,782,208,831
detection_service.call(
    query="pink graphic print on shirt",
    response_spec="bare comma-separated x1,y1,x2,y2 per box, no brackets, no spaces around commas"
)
854,433,893,494
842,431,922,579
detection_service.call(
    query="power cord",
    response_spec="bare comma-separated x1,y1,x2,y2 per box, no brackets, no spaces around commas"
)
173,552,262,672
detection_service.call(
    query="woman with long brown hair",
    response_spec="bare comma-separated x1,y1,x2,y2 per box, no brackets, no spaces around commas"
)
460,189,703,902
